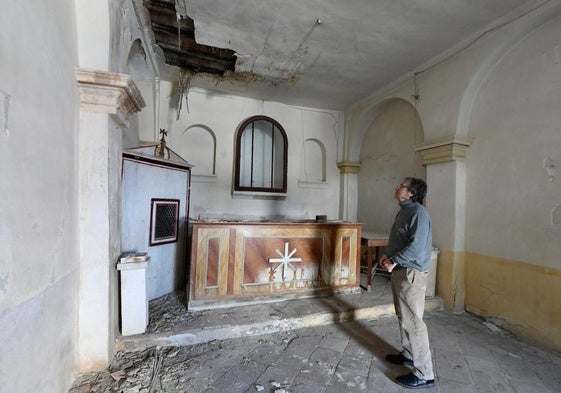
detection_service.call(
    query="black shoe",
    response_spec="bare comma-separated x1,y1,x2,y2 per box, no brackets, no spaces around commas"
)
395,373,435,389
385,353,414,366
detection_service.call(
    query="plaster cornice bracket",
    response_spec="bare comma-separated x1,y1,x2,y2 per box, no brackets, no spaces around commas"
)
75,68,146,128
337,161,361,174
415,136,473,165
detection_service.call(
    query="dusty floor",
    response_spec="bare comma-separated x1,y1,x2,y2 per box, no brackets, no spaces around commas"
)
68,275,561,393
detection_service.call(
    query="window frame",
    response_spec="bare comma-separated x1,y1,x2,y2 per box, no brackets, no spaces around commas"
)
149,198,180,246
234,116,288,194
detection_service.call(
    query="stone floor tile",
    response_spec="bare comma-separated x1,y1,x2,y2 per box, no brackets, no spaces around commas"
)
208,360,267,393
327,369,369,392
283,334,322,357
344,319,401,360
533,361,561,392
245,336,289,365
465,355,519,393
365,366,403,393
289,374,327,393
363,318,403,347
273,352,311,374
297,347,341,385
318,331,349,353
335,353,371,378
435,376,479,393
325,323,357,339
244,364,297,393
457,336,497,361
432,348,473,384
343,339,375,362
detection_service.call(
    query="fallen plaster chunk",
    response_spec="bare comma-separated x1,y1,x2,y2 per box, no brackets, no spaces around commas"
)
255,384,264,391
271,381,281,387
110,370,126,381
482,321,502,333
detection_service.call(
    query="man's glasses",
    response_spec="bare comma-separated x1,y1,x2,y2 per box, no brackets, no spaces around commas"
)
397,183,409,190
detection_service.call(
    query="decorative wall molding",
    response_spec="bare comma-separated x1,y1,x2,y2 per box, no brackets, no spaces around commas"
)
415,136,473,165
337,161,361,174
75,68,146,128
297,180,329,189
192,174,217,183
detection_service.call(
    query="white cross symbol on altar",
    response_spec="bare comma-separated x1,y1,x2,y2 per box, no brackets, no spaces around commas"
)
268,242,302,281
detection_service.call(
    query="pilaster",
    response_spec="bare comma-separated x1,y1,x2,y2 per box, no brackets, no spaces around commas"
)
337,161,361,221
417,136,472,312
75,69,144,370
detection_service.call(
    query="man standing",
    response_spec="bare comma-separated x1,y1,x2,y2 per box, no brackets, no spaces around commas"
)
379,177,435,389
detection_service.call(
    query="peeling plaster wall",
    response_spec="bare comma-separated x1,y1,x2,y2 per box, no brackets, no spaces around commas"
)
0,1,79,393
466,15,561,268
154,85,344,221
464,14,561,349
465,253,561,350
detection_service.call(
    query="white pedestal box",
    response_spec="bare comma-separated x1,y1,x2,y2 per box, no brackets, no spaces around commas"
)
117,258,150,336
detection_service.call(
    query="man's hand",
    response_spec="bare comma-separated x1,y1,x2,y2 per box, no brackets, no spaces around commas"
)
379,254,397,273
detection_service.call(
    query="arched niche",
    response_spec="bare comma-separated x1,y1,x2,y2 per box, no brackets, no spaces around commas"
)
126,39,153,147
301,138,326,183
356,98,425,232
180,124,217,179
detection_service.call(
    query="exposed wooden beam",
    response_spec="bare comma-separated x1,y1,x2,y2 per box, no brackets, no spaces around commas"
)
144,0,236,75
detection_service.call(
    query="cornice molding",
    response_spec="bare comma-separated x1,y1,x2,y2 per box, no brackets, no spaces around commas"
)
415,136,473,165
75,68,145,128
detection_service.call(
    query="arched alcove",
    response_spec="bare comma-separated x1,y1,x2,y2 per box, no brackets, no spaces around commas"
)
356,98,425,232
179,124,217,178
126,39,153,147
301,138,326,183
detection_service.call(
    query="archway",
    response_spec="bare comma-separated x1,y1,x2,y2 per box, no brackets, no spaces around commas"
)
356,98,425,232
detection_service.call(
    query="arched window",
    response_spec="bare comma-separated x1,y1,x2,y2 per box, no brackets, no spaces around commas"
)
234,116,288,193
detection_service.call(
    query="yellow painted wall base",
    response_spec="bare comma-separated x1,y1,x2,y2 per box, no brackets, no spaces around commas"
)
465,252,561,352
435,250,465,312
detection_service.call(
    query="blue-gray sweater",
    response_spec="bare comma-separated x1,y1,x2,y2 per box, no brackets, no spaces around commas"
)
386,199,432,272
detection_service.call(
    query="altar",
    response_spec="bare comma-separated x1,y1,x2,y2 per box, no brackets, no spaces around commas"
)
188,220,362,309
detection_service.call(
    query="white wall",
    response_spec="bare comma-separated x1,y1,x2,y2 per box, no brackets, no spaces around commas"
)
156,85,345,221
0,1,79,393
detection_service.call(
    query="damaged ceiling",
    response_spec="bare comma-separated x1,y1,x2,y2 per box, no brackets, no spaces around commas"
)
143,0,236,75
143,0,538,110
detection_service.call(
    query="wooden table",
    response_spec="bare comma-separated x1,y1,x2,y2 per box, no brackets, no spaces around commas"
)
361,232,389,291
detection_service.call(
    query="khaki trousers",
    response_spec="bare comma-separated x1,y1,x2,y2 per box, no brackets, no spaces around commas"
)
391,267,434,380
